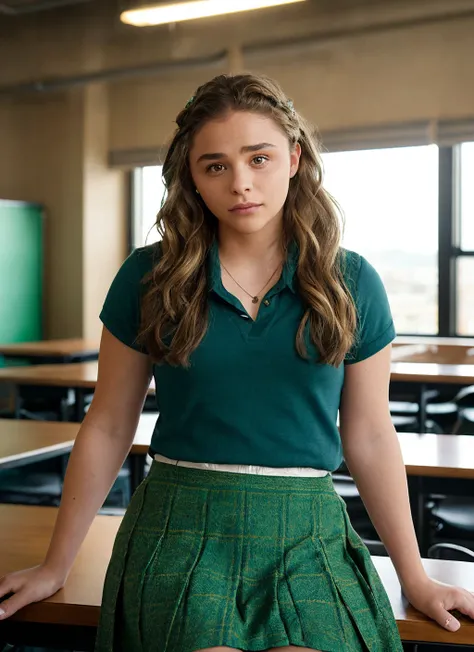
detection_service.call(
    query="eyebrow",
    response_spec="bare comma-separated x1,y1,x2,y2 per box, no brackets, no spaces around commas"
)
196,142,276,164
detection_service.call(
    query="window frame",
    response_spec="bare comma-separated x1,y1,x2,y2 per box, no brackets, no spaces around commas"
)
450,143,474,335
130,143,474,337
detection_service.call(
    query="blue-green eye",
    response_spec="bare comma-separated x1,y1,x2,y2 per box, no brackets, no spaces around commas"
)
206,163,225,173
252,156,269,166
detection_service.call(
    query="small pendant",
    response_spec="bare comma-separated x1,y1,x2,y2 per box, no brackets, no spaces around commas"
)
252,296,259,304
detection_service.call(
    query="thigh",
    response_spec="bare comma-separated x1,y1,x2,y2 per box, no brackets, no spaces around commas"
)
267,648,321,651
195,648,242,651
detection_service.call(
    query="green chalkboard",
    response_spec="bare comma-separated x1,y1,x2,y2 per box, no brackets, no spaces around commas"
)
0,200,43,344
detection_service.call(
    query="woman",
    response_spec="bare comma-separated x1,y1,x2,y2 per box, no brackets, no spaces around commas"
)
0,73,473,652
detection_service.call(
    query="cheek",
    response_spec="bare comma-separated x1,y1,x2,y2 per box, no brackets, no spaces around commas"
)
200,181,225,205
267,166,291,197
198,182,229,217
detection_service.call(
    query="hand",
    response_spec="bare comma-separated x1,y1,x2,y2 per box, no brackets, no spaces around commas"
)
0,564,66,620
404,577,474,632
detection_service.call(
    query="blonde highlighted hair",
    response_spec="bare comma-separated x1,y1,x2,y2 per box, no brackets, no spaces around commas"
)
138,73,357,367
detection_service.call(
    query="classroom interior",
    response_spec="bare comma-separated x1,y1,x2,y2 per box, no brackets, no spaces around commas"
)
1,0,474,650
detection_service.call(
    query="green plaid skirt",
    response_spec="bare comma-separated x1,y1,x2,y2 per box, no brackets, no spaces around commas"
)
95,461,403,652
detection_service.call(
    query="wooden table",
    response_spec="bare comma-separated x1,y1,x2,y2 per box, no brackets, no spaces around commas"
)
391,361,474,433
0,362,155,421
401,432,474,480
395,336,474,347
2,419,470,482
2,360,473,389
1,417,473,556
400,432,474,555
0,415,157,491
2,359,474,427
334,432,474,555
376,555,474,646
392,347,474,366
0,361,102,390
0,505,472,649
391,362,474,385
392,336,474,372
0,420,76,472
0,339,99,364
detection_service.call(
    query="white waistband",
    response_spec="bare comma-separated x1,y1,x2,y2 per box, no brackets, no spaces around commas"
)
154,453,330,478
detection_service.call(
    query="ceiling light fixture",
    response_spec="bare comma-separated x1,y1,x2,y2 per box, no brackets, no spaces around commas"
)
120,0,307,27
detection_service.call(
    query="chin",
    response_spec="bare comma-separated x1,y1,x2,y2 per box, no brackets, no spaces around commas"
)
233,223,272,236
226,215,276,234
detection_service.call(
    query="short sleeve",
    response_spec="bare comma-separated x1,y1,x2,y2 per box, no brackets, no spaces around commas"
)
344,253,396,364
100,247,154,352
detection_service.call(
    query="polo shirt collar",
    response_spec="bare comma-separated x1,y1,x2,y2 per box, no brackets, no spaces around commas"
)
207,238,298,294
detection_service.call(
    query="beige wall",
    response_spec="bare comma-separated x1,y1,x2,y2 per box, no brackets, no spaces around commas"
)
0,93,84,338
82,84,126,342
1,0,474,338
109,15,474,151
0,87,126,340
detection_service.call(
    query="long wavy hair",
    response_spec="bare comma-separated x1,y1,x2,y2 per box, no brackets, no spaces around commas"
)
138,73,357,367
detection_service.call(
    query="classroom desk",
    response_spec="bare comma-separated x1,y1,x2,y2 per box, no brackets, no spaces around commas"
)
0,362,155,421
2,360,474,427
395,336,474,348
391,362,474,385
3,420,472,481
0,339,99,364
400,432,474,554
391,362,474,433
0,420,76,472
400,432,474,479
0,415,157,491
0,505,473,650
392,337,474,366
392,344,474,366
334,432,474,555
1,417,473,556
2,361,473,390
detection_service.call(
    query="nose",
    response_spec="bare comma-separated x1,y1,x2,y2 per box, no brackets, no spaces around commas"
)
230,163,252,196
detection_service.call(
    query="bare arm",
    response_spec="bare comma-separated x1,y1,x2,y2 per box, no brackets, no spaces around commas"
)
0,327,152,617
340,344,474,631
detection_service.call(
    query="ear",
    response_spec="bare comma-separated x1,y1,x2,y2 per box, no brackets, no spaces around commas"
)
289,142,302,179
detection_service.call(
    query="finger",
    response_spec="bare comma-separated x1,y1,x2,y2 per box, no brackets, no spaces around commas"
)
0,590,34,620
430,603,461,632
0,576,20,600
451,591,474,621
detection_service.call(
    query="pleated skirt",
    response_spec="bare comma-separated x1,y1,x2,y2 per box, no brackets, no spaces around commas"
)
94,460,403,652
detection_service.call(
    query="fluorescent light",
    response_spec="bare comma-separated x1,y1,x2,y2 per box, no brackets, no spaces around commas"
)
121,0,307,27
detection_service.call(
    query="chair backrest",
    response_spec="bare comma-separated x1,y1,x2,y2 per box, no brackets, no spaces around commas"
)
454,385,474,407
364,539,388,556
427,542,474,562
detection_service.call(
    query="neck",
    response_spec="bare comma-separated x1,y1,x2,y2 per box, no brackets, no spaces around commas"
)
217,222,284,266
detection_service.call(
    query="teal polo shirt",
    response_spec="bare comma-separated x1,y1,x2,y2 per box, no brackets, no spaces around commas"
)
100,241,395,471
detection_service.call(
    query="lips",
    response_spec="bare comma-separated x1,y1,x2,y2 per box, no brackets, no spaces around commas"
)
230,203,262,212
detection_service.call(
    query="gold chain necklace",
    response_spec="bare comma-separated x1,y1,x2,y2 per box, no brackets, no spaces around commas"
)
220,259,282,304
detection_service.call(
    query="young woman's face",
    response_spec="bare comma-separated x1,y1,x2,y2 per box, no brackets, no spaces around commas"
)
189,110,300,236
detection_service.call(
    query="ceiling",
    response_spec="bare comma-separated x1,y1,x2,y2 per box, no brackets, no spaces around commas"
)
0,0,397,17
0,0,92,15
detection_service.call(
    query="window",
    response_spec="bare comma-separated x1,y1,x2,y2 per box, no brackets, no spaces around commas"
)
460,142,474,251
456,142,474,335
322,146,439,335
132,166,165,248
457,258,474,335
131,140,474,336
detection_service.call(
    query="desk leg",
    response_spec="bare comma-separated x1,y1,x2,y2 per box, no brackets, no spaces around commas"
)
419,383,427,433
14,388,22,419
130,454,146,494
0,621,96,650
408,476,429,555
74,388,85,422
